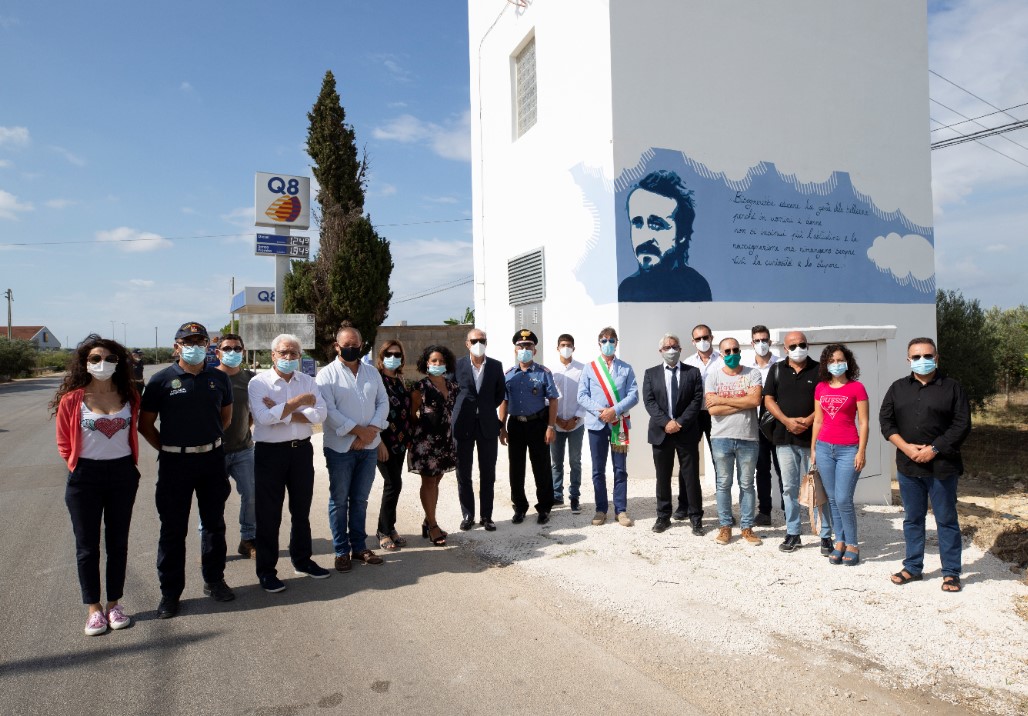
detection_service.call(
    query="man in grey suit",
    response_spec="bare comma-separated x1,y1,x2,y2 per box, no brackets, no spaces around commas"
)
642,333,705,535
451,327,506,531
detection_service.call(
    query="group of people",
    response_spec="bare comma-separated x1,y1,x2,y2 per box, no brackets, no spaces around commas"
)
51,319,971,637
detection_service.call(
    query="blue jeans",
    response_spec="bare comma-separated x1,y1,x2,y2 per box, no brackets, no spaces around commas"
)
551,425,584,501
199,446,256,542
815,440,860,546
898,471,962,577
324,447,378,556
775,444,831,539
711,438,759,529
588,427,627,514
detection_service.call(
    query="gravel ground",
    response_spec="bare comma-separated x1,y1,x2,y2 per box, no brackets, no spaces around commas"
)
404,437,1028,715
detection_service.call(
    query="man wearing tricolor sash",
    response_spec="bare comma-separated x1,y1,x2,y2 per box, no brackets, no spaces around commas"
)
577,327,639,527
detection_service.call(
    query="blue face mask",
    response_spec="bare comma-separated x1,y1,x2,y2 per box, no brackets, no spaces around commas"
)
276,358,299,374
828,362,848,377
600,341,616,357
427,365,446,376
180,345,207,366
383,356,402,371
910,357,937,375
219,351,243,368
517,349,534,364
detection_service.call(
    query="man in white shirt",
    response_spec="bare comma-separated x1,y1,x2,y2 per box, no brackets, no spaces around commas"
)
550,333,587,513
744,324,782,527
684,323,720,460
248,334,330,593
317,323,389,573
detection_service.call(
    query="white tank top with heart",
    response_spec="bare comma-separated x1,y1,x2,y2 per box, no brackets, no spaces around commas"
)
79,401,132,460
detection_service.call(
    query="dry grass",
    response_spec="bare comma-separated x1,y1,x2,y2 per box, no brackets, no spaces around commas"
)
963,391,1028,478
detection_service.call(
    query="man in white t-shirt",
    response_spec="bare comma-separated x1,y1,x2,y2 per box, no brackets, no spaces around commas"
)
705,337,763,546
744,324,782,527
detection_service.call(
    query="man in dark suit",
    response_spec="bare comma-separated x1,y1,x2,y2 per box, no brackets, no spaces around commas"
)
642,332,705,535
451,327,506,531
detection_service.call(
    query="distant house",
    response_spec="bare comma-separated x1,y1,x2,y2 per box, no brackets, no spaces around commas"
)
8,326,62,350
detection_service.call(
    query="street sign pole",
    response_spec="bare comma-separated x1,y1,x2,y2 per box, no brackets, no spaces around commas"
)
274,226,288,315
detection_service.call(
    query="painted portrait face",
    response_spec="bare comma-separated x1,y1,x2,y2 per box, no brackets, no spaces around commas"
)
628,188,678,270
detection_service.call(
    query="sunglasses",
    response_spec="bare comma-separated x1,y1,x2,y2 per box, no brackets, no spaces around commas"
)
787,342,808,350
219,346,243,353
693,335,711,342
599,338,617,344
662,345,681,351
909,354,935,361
515,343,535,349
722,347,741,355
384,351,403,358
177,340,208,347
469,338,486,345
87,355,119,364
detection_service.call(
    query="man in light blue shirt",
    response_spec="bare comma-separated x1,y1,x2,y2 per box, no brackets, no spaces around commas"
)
577,327,639,527
316,324,389,573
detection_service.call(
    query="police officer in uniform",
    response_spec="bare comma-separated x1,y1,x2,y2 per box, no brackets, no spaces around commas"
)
499,330,559,524
138,322,236,618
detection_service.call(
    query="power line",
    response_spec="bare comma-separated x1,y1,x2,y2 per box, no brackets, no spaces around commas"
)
392,275,474,305
929,69,1023,124
931,116,1028,151
930,101,1028,133
930,97,1028,153
930,116,1028,169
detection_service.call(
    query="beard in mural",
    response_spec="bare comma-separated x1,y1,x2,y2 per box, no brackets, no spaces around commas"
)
618,169,712,302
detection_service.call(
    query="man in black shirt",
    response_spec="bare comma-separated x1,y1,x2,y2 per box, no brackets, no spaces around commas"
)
139,322,235,618
880,336,971,592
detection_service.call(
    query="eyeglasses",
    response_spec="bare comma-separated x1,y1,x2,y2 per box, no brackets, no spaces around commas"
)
599,338,616,344
693,335,711,342
219,346,243,353
787,342,808,350
753,339,769,345
87,355,119,364
274,350,300,359
661,345,681,351
469,338,486,345
722,347,741,355
515,342,535,349
384,351,403,358
909,354,935,361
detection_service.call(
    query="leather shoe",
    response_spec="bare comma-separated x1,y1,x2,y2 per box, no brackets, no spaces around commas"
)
511,511,526,524
480,519,496,531
335,554,352,573
690,522,705,536
652,518,671,533
672,510,688,521
537,512,550,525
156,595,180,619
459,517,475,531
353,549,384,565
753,512,773,527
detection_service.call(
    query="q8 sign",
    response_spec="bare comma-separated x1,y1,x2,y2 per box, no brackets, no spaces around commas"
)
255,172,311,230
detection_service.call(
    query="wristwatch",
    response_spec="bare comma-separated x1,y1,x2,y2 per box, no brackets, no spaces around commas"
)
547,424,556,429
930,445,939,454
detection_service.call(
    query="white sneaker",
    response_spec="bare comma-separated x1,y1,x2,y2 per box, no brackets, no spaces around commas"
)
84,611,108,636
107,604,131,630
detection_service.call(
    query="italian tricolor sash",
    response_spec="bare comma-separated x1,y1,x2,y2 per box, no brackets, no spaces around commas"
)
591,357,630,453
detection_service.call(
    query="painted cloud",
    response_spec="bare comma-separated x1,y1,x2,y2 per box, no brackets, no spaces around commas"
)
866,232,935,293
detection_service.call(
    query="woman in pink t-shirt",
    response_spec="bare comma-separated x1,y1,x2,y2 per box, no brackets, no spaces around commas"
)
811,344,869,566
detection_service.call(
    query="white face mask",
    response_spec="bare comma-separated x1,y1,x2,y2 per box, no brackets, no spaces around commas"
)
695,339,711,353
87,360,117,381
788,346,809,362
559,347,574,360
753,340,770,357
469,342,486,358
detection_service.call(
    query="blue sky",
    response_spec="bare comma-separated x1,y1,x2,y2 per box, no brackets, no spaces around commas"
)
0,1,1025,349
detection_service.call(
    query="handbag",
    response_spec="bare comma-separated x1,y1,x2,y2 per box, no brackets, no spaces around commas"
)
797,464,829,535
758,410,777,441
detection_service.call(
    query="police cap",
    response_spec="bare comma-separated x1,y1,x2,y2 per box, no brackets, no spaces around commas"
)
175,321,210,341
512,329,538,345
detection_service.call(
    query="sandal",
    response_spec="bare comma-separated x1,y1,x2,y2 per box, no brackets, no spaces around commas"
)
390,531,408,548
941,575,962,593
890,569,923,585
842,545,860,566
377,531,400,551
427,524,447,546
828,541,845,565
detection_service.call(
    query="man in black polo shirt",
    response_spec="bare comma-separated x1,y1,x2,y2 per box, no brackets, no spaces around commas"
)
762,330,832,554
139,321,235,618
880,336,971,593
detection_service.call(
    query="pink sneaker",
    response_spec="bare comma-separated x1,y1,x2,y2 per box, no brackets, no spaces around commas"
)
84,611,108,636
107,604,131,630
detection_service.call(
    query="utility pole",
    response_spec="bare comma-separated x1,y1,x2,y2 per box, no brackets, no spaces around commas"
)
122,322,127,346
110,320,116,339
154,326,158,362
230,276,235,334
3,288,12,340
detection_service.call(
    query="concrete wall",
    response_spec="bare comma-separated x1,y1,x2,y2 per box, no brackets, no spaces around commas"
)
373,325,471,371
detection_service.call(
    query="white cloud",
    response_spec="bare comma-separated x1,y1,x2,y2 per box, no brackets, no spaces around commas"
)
387,101,408,109
867,233,936,292
0,159,11,168
370,54,413,83
180,206,196,214
50,146,85,167
372,110,471,162
425,195,459,204
45,198,76,209
374,183,397,197
0,15,18,29
180,81,194,92
221,206,255,228
128,279,155,287
0,126,29,147
0,189,33,219
96,226,172,252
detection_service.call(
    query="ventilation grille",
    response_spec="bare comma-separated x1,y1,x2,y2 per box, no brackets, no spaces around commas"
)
508,248,545,306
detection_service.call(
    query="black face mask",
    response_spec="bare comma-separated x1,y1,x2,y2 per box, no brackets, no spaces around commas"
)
338,346,362,362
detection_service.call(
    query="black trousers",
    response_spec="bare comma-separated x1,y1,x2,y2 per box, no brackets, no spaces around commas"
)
376,448,406,535
507,418,554,514
653,431,702,521
455,422,498,521
698,411,712,452
254,440,315,580
155,449,230,597
756,430,783,514
65,456,140,604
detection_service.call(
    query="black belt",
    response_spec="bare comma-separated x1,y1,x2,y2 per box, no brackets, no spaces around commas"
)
513,409,548,423
259,437,311,448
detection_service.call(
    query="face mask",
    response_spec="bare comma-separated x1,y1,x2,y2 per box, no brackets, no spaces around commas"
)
427,365,446,376
788,347,808,363
219,351,243,368
559,347,574,360
338,346,361,363
661,349,680,365
910,357,937,376
517,349,534,364
723,353,741,369
469,342,486,358
695,340,711,353
753,340,770,357
827,362,848,377
600,341,616,357
276,358,299,374
383,356,402,371
180,345,207,366
87,361,117,381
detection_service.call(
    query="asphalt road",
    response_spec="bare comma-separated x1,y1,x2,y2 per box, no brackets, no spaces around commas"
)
0,372,965,716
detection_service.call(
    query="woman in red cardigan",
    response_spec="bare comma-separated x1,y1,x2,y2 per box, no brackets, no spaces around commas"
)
51,335,141,636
